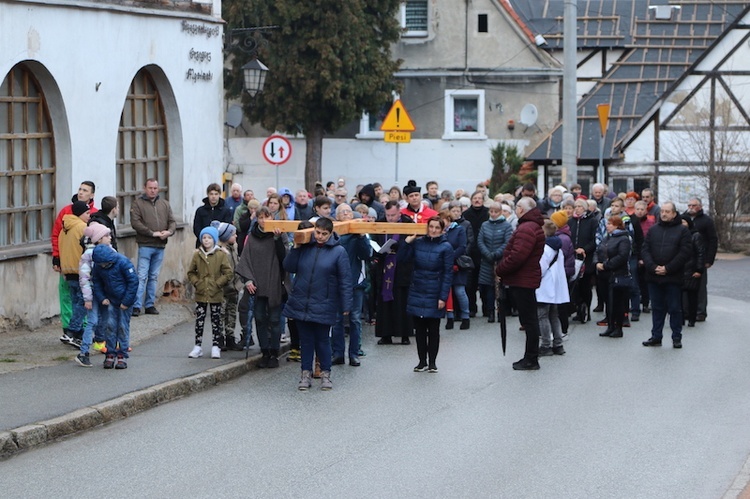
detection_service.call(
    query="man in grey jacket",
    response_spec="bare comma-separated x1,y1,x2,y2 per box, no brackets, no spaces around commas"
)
130,178,176,316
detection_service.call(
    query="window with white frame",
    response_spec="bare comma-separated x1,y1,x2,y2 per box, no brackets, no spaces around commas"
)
357,98,398,138
400,0,428,37
443,90,486,139
0,64,56,249
116,68,169,226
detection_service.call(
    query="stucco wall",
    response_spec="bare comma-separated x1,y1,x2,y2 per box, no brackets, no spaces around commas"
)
0,1,224,328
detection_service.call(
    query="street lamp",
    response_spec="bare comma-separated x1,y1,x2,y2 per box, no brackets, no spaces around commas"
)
242,58,269,97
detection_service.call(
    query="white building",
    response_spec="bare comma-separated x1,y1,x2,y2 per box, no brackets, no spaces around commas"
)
1,0,225,327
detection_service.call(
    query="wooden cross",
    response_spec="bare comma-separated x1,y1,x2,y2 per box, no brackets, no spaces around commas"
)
264,219,427,245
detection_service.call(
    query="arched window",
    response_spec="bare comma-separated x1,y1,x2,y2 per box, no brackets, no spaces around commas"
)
117,68,169,226
0,64,56,249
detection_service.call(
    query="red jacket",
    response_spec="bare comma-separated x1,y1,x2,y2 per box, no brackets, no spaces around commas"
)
495,207,545,288
401,204,437,224
51,195,98,260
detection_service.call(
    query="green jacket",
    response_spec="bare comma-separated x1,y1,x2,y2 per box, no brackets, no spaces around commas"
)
187,246,232,303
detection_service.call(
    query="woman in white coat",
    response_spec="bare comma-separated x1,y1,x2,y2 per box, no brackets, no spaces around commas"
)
537,220,571,356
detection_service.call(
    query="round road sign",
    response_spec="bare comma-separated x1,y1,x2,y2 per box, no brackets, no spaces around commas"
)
262,135,292,166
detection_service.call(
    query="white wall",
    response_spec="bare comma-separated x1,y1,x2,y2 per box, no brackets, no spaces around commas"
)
226,137,530,194
0,1,225,327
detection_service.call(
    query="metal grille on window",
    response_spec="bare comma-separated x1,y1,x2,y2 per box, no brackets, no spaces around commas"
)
117,69,169,226
405,0,428,31
0,65,56,248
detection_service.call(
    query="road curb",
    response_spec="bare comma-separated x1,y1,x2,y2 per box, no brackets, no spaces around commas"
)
0,347,288,460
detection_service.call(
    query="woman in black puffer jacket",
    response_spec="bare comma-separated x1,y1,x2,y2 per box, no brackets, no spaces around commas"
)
398,216,454,373
595,216,632,338
568,199,598,322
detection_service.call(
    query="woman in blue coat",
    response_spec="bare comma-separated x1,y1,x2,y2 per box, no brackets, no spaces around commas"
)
284,217,352,391
398,216,454,373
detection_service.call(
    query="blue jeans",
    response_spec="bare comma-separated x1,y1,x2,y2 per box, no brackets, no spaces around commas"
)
254,297,281,351
67,279,86,333
134,246,165,309
298,321,332,372
648,282,683,341
331,286,364,359
449,284,470,320
106,304,132,357
81,300,103,354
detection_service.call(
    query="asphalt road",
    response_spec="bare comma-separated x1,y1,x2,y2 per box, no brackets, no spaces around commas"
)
1,287,749,498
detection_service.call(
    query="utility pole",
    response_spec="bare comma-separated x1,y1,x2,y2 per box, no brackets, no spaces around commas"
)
562,0,578,185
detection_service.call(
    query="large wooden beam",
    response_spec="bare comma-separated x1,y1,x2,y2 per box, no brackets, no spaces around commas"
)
264,219,427,244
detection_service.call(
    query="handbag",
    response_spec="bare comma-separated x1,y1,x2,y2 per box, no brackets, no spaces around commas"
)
683,275,700,291
612,274,633,289
570,257,585,283
456,255,475,270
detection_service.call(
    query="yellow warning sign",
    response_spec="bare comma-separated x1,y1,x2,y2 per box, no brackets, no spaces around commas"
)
380,100,416,132
597,103,610,137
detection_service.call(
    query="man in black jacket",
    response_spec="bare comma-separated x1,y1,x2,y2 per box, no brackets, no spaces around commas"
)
684,197,718,321
193,183,232,247
641,202,692,348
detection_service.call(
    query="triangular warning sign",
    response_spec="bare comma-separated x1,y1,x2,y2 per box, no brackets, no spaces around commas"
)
381,100,416,132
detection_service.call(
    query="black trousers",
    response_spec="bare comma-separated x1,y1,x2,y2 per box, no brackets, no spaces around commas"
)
509,287,540,361
413,316,440,366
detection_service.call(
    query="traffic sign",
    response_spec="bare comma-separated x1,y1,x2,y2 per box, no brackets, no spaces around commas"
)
262,135,292,166
380,100,416,132
384,131,411,143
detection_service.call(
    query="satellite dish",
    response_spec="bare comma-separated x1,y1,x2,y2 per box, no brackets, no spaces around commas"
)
225,105,243,129
519,104,538,127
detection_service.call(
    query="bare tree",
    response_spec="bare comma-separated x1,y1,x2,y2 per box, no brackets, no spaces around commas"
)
661,96,750,251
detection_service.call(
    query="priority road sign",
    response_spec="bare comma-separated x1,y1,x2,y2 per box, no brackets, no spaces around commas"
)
380,100,416,132
262,135,292,166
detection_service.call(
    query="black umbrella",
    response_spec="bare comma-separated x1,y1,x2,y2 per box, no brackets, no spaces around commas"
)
496,279,507,356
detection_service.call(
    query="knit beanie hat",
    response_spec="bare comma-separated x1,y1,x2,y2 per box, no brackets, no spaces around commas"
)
72,200,90,217
83,222,111,243
199,226,219,246
550,210,569,228
212,221,237,242
403,180,421,196
367,207,377,219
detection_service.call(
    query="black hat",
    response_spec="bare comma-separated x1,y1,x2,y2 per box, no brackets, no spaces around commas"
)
72,201,90,217
403,180,421,196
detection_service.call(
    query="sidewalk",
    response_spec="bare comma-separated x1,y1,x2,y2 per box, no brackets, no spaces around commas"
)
0,300,275,458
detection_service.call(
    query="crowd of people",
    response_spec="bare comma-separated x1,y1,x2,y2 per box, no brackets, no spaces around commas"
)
52,177,718,387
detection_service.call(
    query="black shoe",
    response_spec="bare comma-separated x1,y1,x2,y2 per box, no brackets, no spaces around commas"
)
609,329,623,338
75,353,92,367
349,356,361,366
377,337,393,345
460,319,470,330
267,355,280,368
642,337,662,347
696,314,706,322
258,351,270,368
642,306,651,313
131,308,141,317
413,363,428,372
688,321,696,327
445,318,454,330
400,338,411,345
469,311,477,318
332,356,345,365
144,306,159,315
225,335,244,351
552,346,566,355
673,340,683,349
512,358,540,371
539,347,554,357
599,328,614,337
103,354,115,369
428,365,438,373
488,315,495,324
631,314,640,322
593,304,604,313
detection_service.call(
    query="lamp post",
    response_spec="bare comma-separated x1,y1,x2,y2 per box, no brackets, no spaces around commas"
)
226,25,278,96
241,58,269,97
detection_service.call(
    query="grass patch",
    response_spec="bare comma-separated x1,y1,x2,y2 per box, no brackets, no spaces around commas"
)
0,358,18,363
53,356,70,362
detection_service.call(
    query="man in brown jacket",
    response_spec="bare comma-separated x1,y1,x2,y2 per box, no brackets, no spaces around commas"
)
130,178,176,316
495,197,545,371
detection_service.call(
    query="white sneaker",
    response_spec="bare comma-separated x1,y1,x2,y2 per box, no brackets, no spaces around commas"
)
280,333,290,344
188,345,203,358
211,346,221,359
